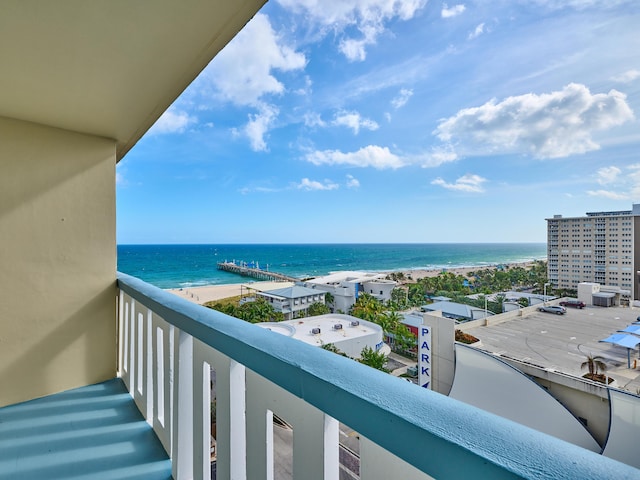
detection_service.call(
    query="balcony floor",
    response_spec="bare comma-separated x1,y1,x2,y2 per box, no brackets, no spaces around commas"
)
0,378,171,480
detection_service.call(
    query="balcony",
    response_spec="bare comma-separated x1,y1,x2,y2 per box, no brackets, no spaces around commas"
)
3,273,638,479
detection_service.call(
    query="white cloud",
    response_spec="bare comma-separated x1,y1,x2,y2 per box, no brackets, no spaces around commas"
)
431,173,486,193
434,83,634,159
391,88,413,109
245,104,279,152
340,38,369,62
409,146,459,168
468,23,485,40
441,4,466,18
306,145,405,169
583,164,640,200
595,166,621,185
296,178,340,191
586,189,628,200
303,112,326,128
294,76,314,95
529,0,634,11
333,111,379,134
346,174,361,188
611,69,640,84
149,108,197,134
208,13,306,107
277,0,427,61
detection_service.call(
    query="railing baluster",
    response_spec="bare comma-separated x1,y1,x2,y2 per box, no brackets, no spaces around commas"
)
193,339,212,480
173,329,194,480
152,313,173,454
132,304,152,421
117,290,124,377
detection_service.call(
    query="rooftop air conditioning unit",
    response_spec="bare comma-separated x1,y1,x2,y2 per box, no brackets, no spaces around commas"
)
350,320,360,327
333,324,343,330
311,328,321,334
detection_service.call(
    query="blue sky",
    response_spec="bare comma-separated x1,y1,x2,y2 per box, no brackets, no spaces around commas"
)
117,0,640,244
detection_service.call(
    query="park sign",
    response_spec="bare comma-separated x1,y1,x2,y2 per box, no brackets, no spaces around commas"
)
419,325,431,389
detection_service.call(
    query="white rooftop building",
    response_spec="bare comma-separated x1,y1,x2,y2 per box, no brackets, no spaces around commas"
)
304,271,396,313
257,314,388,359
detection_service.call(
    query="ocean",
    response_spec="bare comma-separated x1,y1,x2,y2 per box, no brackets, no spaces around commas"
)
117,243,547,289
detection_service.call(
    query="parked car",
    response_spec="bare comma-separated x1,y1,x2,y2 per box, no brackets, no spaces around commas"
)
559,299,585,309
538,305,566,315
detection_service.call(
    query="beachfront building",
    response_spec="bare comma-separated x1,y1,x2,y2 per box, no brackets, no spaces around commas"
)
2,4,637,479
257,314,387,359
546,204,640,300
420,301,495,322
256,285,326,320
304,271,396,312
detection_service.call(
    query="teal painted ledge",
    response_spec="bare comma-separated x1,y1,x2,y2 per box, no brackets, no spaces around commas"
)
0,378,171,480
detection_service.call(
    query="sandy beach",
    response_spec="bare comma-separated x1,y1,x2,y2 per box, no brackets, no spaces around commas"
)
167,261,536,305
167,283,245,304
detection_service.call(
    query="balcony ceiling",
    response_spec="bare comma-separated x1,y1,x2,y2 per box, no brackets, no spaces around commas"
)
0,0,265,160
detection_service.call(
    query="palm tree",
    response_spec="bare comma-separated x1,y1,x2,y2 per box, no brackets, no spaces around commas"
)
581,354,607,377
359,346,389,372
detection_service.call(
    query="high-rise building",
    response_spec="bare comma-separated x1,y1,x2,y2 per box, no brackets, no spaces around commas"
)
546,204,640,299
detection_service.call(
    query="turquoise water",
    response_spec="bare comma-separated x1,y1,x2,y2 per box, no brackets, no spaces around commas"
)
117,243,547,289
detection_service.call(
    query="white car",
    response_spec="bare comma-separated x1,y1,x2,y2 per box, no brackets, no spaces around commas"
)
538,305,566,315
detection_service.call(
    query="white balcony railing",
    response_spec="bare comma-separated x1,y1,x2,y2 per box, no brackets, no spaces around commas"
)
116,272,638,480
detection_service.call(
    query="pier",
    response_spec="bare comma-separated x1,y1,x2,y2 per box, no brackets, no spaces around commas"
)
217,261,299,283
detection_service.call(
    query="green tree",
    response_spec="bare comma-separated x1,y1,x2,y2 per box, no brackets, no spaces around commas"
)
392,323,416,352
206,298,282,323
307,302,330,317
350,293,384,321
390,287,409,308
324,292,335,309
359,346,389,372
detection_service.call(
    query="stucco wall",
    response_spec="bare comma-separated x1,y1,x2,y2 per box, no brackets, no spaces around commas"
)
0,116,116,407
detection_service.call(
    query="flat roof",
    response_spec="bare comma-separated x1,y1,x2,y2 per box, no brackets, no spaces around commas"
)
257,314,381,347
306,271,391,285
260,285,322,299
465,306,640,388
242,281,294,293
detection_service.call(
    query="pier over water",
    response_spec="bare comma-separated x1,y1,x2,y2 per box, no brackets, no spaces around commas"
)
217,261,299,283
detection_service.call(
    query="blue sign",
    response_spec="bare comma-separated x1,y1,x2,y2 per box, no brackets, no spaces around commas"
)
418,325,432,389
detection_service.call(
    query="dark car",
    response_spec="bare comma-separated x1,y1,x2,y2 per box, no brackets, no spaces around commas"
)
559,299,585,309
538,305,566,315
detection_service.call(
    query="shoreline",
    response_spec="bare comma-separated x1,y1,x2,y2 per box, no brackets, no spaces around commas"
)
167,260,538,305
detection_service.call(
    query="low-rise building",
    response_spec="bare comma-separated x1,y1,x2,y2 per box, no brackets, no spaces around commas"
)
257,314,388,359
256,285,326,320
304,271,396,313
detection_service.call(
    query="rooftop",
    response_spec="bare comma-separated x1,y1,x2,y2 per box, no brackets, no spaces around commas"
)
306,271,391,285
465,306,640,391
260,285,323,299
257,314,381,347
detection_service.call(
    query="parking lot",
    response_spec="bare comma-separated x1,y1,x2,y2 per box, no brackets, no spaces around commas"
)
465,305,640,390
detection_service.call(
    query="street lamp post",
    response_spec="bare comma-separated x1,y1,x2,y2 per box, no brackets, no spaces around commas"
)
544,282,550,304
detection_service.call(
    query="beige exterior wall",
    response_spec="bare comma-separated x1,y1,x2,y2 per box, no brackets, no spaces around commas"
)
0,116,116,407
